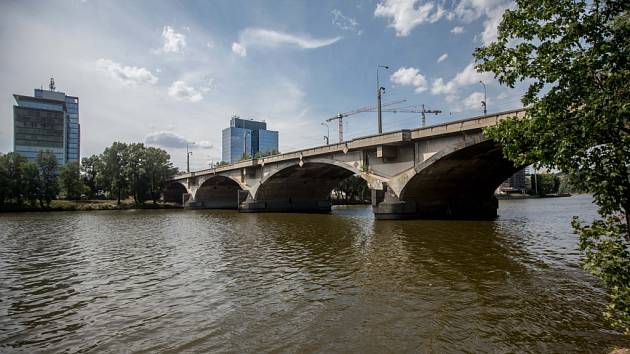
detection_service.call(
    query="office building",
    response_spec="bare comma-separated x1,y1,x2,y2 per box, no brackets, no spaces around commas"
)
222,116,278,163
13,79,80,166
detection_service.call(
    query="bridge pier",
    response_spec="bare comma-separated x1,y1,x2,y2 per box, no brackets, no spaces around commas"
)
372,186,499,220
239,198,332,213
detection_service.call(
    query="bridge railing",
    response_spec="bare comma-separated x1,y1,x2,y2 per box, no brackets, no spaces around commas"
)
172,108,526,180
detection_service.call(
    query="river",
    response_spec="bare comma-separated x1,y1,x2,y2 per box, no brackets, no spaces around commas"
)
0,195,627,353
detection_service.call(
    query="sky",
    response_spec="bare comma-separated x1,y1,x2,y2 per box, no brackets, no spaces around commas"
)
0,0,525,171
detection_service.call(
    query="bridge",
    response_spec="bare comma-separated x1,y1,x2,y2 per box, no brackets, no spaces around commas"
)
165,108,526,220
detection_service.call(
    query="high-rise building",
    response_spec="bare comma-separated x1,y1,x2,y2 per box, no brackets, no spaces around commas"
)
222,116,278,163
13,79,80,166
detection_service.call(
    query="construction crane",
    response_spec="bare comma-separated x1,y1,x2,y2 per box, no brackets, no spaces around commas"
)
326,99,406,143
367,104,442,128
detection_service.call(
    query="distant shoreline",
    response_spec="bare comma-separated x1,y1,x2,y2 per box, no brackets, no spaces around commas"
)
0,200,181,213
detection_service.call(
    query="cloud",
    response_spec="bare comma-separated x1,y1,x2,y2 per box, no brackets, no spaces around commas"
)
431,62,491,95
462,91,485,110
161,25,186,53
168,80,203,102
196,141,214,149
450,26,464,34
95,59,158,86
374,0,445,36
331,9,362,35
437,53,448,63
144,131,190,148
231,42,247,57
390,67,428,93
231,28,341,57
451,0,512,45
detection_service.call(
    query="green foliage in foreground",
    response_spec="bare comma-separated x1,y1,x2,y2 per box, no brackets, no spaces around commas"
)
474,0,630,332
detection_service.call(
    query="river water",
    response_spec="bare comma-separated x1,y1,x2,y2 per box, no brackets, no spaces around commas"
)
0,195,627,353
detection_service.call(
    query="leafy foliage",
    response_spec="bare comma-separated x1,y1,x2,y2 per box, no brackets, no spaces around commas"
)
36,151,59,208
59,161,84,200
474,0,630,332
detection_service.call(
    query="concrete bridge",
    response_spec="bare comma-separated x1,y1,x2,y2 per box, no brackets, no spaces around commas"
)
165,109,526,220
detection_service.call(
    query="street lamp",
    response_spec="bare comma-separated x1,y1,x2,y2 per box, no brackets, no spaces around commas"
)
186,142,195,173
479,80,487,115
321,122,330,145
377,65,389,134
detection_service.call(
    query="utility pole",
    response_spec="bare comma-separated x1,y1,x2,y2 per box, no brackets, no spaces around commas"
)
186,142,195,173
419,104,442,127
321,122,330,145
377,65,389,134
480,80,487,115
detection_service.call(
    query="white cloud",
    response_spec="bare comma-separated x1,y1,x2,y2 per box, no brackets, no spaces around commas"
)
95,59,158,86
196,141,214,149
231,28,341,57
231,42,247,57
161,25,186,53
431,62,492,95
450,26,464,34
462,91,485,110
144,131,190,148
390,67,428,93
437,53,448,63
168,80,203,102
331,9,362,35
374,0,445,36
481,6,508,45
451,0,512,45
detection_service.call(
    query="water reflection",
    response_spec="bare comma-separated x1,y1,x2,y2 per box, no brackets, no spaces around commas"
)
0,196,627,353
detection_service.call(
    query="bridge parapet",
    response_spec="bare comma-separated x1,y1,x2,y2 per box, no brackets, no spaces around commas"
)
164,108,526,219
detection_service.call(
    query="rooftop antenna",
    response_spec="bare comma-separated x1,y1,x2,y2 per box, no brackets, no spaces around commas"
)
49,77,56,91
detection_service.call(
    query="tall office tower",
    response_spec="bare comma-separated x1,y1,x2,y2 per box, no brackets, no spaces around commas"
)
13,78,80,166
221,116,279,163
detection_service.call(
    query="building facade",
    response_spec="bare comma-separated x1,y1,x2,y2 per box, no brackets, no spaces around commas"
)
13,83,80,166
221,116,278,163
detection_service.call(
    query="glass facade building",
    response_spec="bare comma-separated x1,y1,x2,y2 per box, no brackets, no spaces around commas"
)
221,116,278,163
13,87,80,167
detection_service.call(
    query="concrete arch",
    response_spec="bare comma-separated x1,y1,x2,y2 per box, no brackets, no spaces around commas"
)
194,175,243,209
397,139,520,218
163,181,189,205
245,160,362,212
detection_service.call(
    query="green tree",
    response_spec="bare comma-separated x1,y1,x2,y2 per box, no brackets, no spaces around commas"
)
81,155,100,198
125,143,149,205
0,153,8,206
21,161,39,207
475,0,630,332
335,175,369,203
100,142,128,204
35,151,59,208
3,152,28,206
144,147,177,204
59,161,84,200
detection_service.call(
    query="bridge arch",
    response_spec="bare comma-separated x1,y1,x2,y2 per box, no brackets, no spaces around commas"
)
395,139,520,219
194,175,243,209
246,159,364,212
163,181,189,205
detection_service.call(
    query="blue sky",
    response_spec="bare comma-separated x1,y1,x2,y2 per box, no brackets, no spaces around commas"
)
0,0,523,170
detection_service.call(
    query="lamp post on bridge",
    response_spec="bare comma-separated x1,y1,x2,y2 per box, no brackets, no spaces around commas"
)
321,122,330,145
377,65,390,134
479,80,487,115
186,142,195,173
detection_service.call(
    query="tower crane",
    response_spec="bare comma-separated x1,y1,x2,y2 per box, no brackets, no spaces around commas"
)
379,104,442,128
326,99,406,143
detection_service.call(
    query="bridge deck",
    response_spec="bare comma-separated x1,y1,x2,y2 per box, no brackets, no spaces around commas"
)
172,108,526,181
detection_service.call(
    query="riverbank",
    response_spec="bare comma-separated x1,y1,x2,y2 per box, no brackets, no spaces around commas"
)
496,193,572,200
0,199,180,212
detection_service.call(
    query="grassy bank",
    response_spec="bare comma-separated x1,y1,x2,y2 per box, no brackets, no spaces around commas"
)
0,199,181,212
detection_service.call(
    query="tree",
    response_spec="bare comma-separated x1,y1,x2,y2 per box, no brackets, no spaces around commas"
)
59,161,84,200
0,153,8,206
474,0,630,332
100,142,128,204
2,152,27,206
125,143,149,204
21,161,39,207
81,155,100,198
144,147,177,204
335,175,369,203
35,151,59,208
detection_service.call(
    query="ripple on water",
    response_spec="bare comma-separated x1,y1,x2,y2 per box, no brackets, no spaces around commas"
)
0,197,626,353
